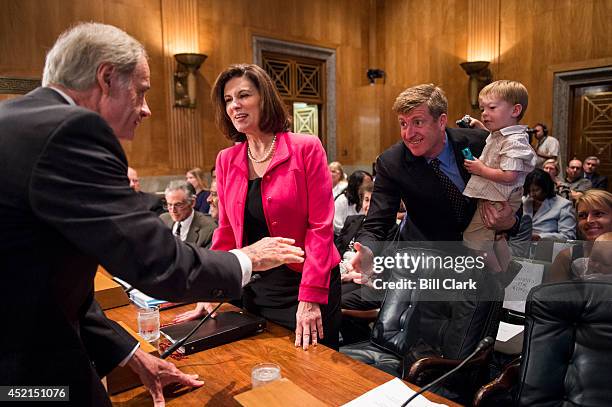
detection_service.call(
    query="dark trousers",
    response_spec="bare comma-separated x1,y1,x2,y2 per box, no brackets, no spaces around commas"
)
243,266,341,350
340,282,382,345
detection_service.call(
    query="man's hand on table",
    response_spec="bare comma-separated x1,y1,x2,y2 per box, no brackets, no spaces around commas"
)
240,237,304,271
127,348,203,407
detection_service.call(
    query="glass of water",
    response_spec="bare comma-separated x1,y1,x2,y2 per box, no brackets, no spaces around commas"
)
251,362,281,388
137,306,160,342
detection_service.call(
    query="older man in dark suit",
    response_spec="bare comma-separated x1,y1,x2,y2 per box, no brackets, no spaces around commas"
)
0,22,303,407
160,181,216,248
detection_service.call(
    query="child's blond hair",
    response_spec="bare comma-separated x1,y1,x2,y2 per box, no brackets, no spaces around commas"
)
479,80,528,120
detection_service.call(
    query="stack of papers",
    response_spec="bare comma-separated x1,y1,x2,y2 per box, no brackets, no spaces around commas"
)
342,378,449,406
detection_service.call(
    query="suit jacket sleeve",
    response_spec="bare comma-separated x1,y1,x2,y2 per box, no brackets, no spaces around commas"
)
29,111,242,302
357,152,401,247
80,298,137,378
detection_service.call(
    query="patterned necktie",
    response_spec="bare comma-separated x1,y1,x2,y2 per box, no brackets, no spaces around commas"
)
429,158,467,221
175,222,182,238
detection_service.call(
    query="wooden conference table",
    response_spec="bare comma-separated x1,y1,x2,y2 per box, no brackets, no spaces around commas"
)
107,303,460,406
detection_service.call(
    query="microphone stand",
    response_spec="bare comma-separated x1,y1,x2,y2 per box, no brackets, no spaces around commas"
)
400,337,494,406
160,302,224,359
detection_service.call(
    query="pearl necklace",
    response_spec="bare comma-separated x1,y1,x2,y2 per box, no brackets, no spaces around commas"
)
247,134,277,163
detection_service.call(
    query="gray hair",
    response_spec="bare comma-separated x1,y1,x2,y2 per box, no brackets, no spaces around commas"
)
585,156,600,165
42,22,147,90
164,181,195,203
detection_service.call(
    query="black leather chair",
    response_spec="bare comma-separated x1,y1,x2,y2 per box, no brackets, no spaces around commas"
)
340,246,505,403
515,281,612,406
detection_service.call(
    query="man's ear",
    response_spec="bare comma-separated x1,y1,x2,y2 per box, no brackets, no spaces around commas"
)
96,63,115,95
438,113,448,130
512,104,523,118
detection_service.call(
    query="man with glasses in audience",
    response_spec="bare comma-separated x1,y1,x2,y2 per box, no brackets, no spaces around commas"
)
160,181,216,248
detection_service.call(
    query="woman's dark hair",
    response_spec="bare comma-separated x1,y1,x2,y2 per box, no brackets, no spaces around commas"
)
345,170,373,212
211,64,291,142
523,168,556,199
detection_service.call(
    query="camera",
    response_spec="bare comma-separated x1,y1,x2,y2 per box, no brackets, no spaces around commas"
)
526,128,537,135
456,115,473,128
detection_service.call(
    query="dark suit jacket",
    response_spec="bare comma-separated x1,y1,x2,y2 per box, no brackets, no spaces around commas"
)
160,211,217,248
587,172,609,190
358,128,488,243
0,88,242,406
139,191,165,215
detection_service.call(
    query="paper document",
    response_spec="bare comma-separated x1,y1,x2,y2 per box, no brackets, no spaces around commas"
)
342,378,449,407
496,321,524,342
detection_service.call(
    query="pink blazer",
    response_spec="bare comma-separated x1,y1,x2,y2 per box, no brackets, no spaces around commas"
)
212,132,340,304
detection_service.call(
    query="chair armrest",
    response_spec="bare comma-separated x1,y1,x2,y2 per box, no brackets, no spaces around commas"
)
473,357,521,407
341,308,379,320
404,347,492,383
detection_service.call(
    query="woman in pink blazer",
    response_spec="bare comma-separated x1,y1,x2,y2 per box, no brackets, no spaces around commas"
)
175,64,341,350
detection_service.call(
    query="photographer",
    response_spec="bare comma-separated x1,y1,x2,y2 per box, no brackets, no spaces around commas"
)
530,123,560,168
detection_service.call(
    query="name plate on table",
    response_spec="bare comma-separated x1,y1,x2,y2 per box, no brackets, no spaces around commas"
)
161,311,266,355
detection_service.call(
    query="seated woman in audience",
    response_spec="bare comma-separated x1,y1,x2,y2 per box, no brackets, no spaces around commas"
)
174,64,340,350
522,168,576,241
329,161,348,199
186,167,210,213
333,170,373,235
548,189,612,282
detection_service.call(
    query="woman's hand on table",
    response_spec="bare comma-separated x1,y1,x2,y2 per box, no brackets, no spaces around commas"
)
173,302,218,324
295,301,323,350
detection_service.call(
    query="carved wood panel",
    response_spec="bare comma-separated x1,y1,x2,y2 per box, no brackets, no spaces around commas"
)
570,84,612,188
293,105,319,136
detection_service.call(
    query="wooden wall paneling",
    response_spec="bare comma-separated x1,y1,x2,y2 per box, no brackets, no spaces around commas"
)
161,0,205,175
497,0,612,133
378,0,470,152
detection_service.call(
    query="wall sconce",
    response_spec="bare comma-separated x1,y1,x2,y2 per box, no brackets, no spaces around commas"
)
174,53,207,108
460,61,492,109
367,68,385,85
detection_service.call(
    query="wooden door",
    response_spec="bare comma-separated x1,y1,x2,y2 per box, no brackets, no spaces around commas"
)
569,82,612,190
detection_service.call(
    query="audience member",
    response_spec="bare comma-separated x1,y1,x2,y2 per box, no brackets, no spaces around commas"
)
583,155,608,190
542,158,562,185
186,167,210,213
179,64,340,350
329,161,348,199
558,159,592,203
0,22,303,406
159,181,216,248
462,80,536,272
548,189,612,282
532,123,559,167
128,166,164,215
207,178,219,221
522,169,576,241
333,170,373,234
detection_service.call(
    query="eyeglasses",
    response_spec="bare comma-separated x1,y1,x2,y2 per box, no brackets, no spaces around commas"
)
163,202,188,211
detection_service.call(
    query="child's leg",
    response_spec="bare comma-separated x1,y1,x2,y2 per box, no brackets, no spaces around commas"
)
464,200,501,272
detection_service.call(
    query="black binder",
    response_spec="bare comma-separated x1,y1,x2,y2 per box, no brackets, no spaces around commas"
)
160,311,266,355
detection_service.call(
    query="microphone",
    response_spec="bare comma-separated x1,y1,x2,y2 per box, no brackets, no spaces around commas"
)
160,301,224,359
400,336,495,406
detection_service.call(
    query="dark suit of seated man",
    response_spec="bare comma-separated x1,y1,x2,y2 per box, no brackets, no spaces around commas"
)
160,181,217,248
0,22,304,407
